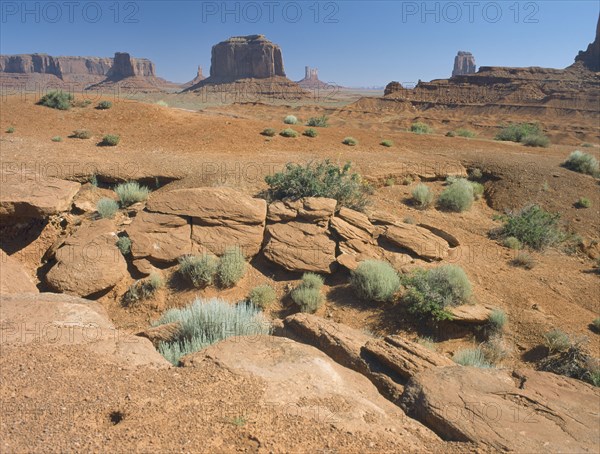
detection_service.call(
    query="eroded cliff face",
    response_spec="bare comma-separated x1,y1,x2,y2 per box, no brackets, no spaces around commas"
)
452,51,476,77
106,52,155,79
573,15,600,71
0,54,112,80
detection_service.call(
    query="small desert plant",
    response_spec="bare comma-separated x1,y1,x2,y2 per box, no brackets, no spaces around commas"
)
156,100,169,107
563,150,599,176
6,126,15,133
123,273,164,305
384,178,395,187
247,285,277,309
496,204,565,251
511,251,536,269
100,134,120,146
217,247,247,288
306,115,328,127
342,137,358,146
351,260,400,303
592,318,600,333
51,136,62,142
96,198,119,219
291,272,324,313
261,128,277,137
453,347,492,368
403,216,416,224
503,236,522,250
155,297,270,365
97,100,113,110
380,140,393,147
72,129,92,139
402,265,472,321
544,329,571,353
445,131,455,137
179,254,217,288
495,123,541,143
116,236,132,255
576,197,591,208
411,183,433,209
303,128,318,138
401,176,413,185
283,115,298,125
280,128,298,138
539,340,599,387
114,181,150,206
522,134,550,148
416,337,436,351
488,309,507,333
72,99,92,108
455,128,476,138
411,122,431,134
438,178,474,212
481,335,510,365
470,182,484,200
39,90,73,110
265,160,372,211
469,168,483,180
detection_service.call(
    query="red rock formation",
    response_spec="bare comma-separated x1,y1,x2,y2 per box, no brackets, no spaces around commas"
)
452,51,476,77
106,52,155,80
573,14,600,71
297,66,331,89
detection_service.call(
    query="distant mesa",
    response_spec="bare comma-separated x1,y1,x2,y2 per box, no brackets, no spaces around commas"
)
183,34,307,99
452,51,476,77
297,66,331,89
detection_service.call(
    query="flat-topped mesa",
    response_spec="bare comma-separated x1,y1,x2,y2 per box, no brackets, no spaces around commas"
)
452,51,476,77
106,52,155,80
210,34,286,80
0,54,112,81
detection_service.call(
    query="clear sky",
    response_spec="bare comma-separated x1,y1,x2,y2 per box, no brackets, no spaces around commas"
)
1,1,598,86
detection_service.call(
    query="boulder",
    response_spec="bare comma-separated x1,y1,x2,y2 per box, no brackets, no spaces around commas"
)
0,250,38,294
45,219,128,297
0,292,168,367
337,207,376,235
448,304,493,324
266,201,298,222
266,197,337,223
263,222,336,273
0,173,80,221
383,224,450,261
401,366,600,452
182,335,440,449
452,51,476,77
72,184,116,214
127,211,192,263
191,223,264,258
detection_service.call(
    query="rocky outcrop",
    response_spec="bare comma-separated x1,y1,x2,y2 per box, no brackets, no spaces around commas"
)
451,51,476,77
401,366,600,452
0,53,112,81
573,15,600,71
297,66,331,89
0,173,80,222
106,52,155,79
0,292,168,367
45,219,128,297
182,335,440,449
382,224,450,262
384,81,402,96
0,250,38,294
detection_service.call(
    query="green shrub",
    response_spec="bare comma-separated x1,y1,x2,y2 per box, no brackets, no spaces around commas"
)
384,178,395,187
248,285,277,309
401,176,413,185
511,251,535,269
470,181,484,200
503,236,522,250
380,140,393,147
495,123,541,143
265,160,372,211
96,198,119,219
72,99,92,108
411,183,433,209
155,297,270,364
576,197,591,209
217,247,246,288
469,168,483,180
342,137,358,146
306,115,328,127
116,236,132,255
544,329,571,353
114,181,150,206
280,128,298,138
283,115,298,125
438,179,474,212
411,122,431,134
563,151,599,175
539,340,599,387
497,204,565,251
453,347,492,368
6,126,15,133
261,128,277,137
156,100,169,107
291,273,325,313
303,128,318,138
97,100,113,110
39,90,73,110
455,128,476,138
179,254,217,288
488,309,507,332
522,134,550,148
72,129,92,139
481,335,510,365
100,134,120,146
351,260,400,303
416,337,436,351
124,273,164,305
51,136,62,142
402,265,472,321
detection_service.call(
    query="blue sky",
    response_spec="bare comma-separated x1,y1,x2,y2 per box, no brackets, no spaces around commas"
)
1,1,598,86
